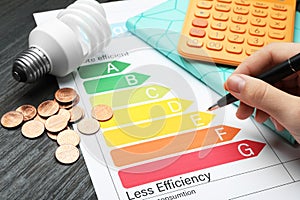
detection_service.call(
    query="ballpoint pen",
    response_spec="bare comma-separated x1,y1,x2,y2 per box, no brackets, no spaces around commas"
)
207,52,300,111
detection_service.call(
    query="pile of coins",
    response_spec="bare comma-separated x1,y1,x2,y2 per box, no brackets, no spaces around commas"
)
1,87,114,165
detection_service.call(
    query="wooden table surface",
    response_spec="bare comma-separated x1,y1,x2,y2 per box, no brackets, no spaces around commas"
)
0,0,118,199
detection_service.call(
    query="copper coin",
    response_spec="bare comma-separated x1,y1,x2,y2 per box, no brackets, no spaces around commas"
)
1,111,23,128
57,108,71,122
55,88,77,103
38,100,59,117
47,126,71,141
77,118,100,135
16,104,37,121
55,144,80,164
71,94,80,107
21,120,45,139
33,114,47,125
57,130,80,146
69,106,84,123
47,132,58,140
91,104,113,121
57,94,80,109
45,115,68,133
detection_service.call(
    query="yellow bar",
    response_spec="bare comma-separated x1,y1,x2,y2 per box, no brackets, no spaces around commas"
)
90,84,170,107
103,111,215,146
101,98,193,128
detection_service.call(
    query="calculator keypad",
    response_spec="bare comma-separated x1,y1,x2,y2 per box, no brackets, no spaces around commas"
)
178,0,296,66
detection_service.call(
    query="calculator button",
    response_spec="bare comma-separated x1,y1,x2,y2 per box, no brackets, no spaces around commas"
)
213,12,229,21
192,18,208,28
247,37,264,47
269,21,286,30
253,2,268,9
211,21,227,30
215,3,231,12
233,6,249,15
228,34,244,43
234,0,250,6
197,1,213,9
249,27,265,37
231,15,247,24
190,28,206,38
178,0,296,66
206,41,223,51
226,44,243,54
230,24,246,34
246,47,260,56
217,0,232,3
271,11,287,20
272,4,287,11
250,17,266,27
252,9,268,17
208,31,225,40
195,10,210,18
187,38,204,48
268,31,285,40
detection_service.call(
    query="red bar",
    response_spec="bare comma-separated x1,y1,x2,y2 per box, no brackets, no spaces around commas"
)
118,140,265,188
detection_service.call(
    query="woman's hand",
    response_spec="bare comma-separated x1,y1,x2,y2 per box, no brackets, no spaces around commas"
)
224,43,300,143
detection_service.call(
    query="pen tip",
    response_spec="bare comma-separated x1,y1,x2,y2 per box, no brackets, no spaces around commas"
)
207,104,219,111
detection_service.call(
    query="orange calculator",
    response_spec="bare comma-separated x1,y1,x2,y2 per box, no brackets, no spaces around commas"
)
178,0,297,66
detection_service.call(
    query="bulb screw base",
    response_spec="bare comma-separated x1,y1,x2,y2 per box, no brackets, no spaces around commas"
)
12,47,51,83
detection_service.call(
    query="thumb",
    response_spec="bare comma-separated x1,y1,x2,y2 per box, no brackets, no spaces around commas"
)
225,74,293,122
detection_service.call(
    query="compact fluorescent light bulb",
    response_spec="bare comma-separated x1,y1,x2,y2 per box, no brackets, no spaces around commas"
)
12,0,111,83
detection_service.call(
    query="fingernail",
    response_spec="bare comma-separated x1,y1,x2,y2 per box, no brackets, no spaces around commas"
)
226,75,245,93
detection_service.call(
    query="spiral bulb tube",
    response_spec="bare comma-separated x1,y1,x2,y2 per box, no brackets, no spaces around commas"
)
12,0,111,83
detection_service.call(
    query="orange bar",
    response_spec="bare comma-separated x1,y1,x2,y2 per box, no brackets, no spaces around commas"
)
111,125,240,167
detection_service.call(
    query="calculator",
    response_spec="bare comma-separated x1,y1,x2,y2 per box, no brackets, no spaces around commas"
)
178,0,297,66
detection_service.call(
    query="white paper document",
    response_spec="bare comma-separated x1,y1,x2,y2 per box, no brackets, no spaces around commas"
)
34,1,300,199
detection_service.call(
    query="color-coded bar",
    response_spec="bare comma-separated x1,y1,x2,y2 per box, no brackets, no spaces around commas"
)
101,98,193,128
111,125,240,166
90,84,170,107
83,72,150,94
78,61,130,79
103,111,215,146
118,140,266,188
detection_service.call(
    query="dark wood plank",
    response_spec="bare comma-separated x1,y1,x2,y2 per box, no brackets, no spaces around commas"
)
0,1,119,199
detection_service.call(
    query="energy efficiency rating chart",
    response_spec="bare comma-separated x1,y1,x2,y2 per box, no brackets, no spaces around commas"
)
77,56,270,191
72,36,300,199
36,1,300,199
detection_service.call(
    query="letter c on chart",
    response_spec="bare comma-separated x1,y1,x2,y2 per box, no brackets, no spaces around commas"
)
146,87,159,99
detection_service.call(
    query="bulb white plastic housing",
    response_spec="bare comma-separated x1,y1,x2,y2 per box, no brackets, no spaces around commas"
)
12,0,111,83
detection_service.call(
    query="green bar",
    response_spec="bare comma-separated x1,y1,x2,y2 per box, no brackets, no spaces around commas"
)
83,72,150,94
78,61,130,79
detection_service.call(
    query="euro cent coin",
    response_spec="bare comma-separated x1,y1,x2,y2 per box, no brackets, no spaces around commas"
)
38,100,59,117
45,115,68,133
21,120,45,139
55,88,78,103
55,144,80,164
16,104,37,121
1,111,24,128
57,129,80,146
91,104,113,121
